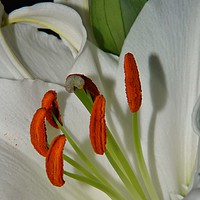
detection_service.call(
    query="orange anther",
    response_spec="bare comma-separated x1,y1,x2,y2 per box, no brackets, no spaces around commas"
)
89,95,106,155
46,135,66,187
124,53,142,112
30,108,49,157
41,90,62,128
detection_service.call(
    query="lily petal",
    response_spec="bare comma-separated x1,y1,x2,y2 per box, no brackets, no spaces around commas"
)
0,78,110,199
7,3,86,52
0,139,67,200
183,188,200,200
115,0,200,198
53,0,94,41
0,3,86,83
67,41,118,100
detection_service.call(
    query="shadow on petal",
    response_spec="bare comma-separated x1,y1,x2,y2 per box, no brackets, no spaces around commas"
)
147,54,168,199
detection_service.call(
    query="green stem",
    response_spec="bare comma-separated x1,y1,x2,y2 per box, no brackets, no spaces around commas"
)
64,171,122,200
106,150,143,200
106,129,146,200
75,89,93,113
63,154,97,180
53,113,124,200
132,112,159,200
74,89,146,199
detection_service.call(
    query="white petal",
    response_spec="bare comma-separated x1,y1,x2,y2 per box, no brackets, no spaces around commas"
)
1,23,74,83
113,0,200,199
7,3,87,52
0,3,87,82
192,96,200,136
54,0,95,42
0,78,110,199
0,140,67,200
67,41,119,98
183,188,200,200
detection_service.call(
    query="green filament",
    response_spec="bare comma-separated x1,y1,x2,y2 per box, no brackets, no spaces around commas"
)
62,154,96,180
64,171,122,200
106,130,146,199
132,112,159,200
73,88,146,199
106,150,143,200
59,86,159,199
53,113,125,200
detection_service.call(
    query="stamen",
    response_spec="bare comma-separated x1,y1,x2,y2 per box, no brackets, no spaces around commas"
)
46,134,66,187
66,74,100,100
30,108,49,157
90,95,106,155
124,53,142,112
41,90,62,129
65,74,85,93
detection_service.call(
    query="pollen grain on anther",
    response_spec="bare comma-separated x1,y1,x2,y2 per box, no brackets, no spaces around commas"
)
46,134,66,187
41,90,63,129
124,53,142,112
30,108,49,157
90,95,106,155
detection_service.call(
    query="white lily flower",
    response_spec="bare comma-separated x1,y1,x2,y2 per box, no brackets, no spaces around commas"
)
1,0,200,200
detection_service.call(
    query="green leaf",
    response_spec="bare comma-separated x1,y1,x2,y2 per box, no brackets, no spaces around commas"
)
90,0,147,55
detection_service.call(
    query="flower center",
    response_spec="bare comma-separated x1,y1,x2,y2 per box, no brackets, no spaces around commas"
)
30,52,197,199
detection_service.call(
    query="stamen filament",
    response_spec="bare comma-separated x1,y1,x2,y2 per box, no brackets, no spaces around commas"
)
62,154,97,180
132,112,159,200
74,89,93,112
106,150,143,200
73,88,146,199
106,129,147,200
52,113,124,200
64,171,125,200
